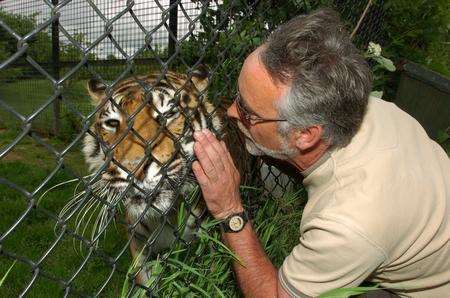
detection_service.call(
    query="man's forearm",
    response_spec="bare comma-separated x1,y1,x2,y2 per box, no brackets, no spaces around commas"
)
223,221,278,297
191,131,289,297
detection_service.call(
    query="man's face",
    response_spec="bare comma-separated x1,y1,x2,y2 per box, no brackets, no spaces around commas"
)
227,48,298,160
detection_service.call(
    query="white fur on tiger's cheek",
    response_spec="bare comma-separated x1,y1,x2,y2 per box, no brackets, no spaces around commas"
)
142,162,162,189
152,89,176,116
101,102,122,133
182,141,195,156
153,190,174,214
82,133,104,172
126,200,147,220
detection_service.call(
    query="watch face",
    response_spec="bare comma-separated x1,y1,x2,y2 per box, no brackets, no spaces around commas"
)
229,215,244,232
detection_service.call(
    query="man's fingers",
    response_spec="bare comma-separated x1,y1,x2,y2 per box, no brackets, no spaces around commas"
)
204,130,226,162
192,161,208,185
194,130,225,171
194,142,218,180
221,140,236,168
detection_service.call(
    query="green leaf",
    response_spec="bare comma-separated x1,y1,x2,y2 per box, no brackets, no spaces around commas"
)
189,283,212,297
370,90,384,98
374,56,396,72
436,129,450,144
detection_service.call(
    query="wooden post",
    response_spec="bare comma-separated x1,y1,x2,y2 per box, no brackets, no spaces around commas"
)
168,0,178,57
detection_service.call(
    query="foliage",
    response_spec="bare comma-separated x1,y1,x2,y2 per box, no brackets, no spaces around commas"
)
0,9,52,62
60,32,96,62
382,0,450,78
0,9,96,81
437,129,450,156
374,0,450,100
178,0,312,104
177,0,449,104
0,9,51,81
364,42,396,97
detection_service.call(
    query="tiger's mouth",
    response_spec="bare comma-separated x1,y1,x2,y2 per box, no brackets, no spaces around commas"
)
128,193,145,204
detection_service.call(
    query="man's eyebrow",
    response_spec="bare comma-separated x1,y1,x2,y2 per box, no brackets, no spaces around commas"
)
236,86,260,116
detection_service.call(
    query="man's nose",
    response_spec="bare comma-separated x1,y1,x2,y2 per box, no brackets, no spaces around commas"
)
227,101,239,120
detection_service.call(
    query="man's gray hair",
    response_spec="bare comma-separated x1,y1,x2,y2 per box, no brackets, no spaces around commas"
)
261,8,372,148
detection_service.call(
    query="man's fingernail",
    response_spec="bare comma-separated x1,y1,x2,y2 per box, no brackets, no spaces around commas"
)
194,131,202,138
202,128,210,135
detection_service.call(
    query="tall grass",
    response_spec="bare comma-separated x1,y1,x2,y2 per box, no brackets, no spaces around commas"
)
118,187,307,297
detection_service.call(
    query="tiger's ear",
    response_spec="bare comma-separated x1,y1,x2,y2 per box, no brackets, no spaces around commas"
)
87,79,106,103
190,64,210,92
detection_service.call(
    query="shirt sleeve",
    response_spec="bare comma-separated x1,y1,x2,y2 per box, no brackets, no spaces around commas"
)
279,215,386,297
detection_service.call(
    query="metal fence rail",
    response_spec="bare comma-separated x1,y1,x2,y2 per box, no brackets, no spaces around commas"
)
0,0,384,296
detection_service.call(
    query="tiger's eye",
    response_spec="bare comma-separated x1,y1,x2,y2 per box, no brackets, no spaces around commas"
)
164,111,176,118
105,119,120,128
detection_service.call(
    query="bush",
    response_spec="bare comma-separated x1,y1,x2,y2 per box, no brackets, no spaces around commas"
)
382,0,449,76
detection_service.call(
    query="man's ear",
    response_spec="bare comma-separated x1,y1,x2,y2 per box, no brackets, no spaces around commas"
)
294,125,324,151
190,64,210,92
87,79,107,103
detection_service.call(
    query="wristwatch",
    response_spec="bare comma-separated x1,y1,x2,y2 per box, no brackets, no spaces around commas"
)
220,211,249,233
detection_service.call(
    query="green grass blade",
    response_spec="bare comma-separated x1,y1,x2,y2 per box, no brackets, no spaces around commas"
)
168,258,209,281
0,260,17,288
189,283,212,297
195,232,243,265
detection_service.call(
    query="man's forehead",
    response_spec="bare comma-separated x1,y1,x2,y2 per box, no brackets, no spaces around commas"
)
241,49,265,77
238,49,290,108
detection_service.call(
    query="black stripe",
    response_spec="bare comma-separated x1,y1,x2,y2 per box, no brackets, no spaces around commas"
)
154,87,171,96
155,81,174,90
193,108,202,130
182,93,191,106
159,93,165,106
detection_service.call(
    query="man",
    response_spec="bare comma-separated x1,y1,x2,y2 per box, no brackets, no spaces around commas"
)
192,8,450,298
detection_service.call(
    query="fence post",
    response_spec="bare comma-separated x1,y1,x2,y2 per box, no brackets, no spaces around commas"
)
168,0,178,57
51,0,60,136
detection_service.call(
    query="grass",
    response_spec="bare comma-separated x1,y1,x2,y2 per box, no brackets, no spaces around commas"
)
0,124,309,297
119,185,307,298
0,128,132,297
3,76,442,297
0,78,93,141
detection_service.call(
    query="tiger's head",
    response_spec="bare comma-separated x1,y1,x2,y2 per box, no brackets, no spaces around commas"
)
82,70,221,219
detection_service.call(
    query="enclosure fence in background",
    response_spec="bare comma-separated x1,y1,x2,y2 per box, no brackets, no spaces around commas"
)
0,0,384,296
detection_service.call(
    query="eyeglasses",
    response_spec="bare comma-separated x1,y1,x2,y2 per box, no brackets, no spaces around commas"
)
235,92,287,129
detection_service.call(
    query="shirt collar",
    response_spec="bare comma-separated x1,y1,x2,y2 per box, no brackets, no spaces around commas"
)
300,150,332,177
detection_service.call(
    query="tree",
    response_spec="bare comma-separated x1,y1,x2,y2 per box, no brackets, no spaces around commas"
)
106,53,117,60
0,9,52,80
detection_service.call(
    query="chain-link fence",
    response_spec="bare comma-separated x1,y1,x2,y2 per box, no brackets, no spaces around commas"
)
0,0,384,296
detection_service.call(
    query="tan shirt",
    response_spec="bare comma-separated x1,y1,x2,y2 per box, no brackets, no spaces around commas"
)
279,97,450,297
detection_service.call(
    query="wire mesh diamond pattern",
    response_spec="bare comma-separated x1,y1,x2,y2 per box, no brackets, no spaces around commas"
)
0,0,384,296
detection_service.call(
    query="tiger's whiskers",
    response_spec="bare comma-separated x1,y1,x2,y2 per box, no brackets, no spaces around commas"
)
52,178,126,254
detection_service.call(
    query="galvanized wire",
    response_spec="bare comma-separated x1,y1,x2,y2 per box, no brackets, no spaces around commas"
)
0,0,384,296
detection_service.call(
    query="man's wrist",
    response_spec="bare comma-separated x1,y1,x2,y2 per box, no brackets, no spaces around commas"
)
213,202,244,220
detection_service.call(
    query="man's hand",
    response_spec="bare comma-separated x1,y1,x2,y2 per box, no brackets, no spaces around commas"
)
192,129,243,219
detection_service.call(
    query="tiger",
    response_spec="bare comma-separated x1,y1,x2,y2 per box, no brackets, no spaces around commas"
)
80,68,221,284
